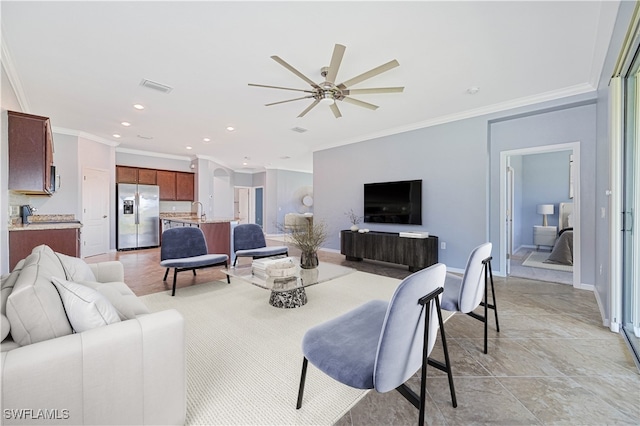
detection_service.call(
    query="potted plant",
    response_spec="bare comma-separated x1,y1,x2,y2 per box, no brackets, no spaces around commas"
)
345,209,362,232
284,220,328,269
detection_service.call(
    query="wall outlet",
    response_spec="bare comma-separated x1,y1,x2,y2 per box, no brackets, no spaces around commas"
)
172,206,176,211
441,242,446,250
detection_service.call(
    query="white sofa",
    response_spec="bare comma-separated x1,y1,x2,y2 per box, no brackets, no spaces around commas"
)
0,245,186,425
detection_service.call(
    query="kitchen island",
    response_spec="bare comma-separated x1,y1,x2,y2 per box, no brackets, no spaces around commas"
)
161,216,237,258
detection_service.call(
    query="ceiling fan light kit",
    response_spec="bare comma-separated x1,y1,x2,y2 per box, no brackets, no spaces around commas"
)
249,44,403,118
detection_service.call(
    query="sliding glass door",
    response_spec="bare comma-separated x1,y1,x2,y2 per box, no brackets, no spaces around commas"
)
622,59,640,367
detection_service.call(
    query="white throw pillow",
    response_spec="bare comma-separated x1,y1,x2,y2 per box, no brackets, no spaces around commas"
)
51,277,120,333
56,253,97,282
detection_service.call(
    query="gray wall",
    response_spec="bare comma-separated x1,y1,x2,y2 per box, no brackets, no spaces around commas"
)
263,169,313,234
314,116,488,271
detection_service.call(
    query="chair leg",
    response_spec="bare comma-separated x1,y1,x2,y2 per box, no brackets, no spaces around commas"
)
487,259,500,332
225,262,230,284
192,269,197,276
296,357,308,409
435,296,457,408
163,268,169,281
172,268,178,296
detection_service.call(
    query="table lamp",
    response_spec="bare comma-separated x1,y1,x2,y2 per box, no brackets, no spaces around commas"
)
537,204,554,226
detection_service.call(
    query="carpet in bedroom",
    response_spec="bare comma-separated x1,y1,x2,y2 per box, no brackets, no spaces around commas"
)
140,270,403,425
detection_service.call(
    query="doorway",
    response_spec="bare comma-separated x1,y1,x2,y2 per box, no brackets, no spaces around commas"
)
82,167,110,257
500,143,581,288
234,187,251,224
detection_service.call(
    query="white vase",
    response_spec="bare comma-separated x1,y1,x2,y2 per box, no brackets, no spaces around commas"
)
350,224,359,232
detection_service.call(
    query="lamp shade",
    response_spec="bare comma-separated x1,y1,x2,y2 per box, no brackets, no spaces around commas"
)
537,204,554,215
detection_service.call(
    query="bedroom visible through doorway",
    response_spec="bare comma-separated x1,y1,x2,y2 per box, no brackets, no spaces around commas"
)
500,143,580,288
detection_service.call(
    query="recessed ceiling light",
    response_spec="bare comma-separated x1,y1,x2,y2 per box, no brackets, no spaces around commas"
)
186,146,193,150
113,134,121,138
226,126,235,132
121,121,131,126
466,87,480,95
203,138,211,142
133,104,145,110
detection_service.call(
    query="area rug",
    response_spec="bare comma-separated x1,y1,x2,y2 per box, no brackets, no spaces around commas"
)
140,270,401,425
522,251,573,272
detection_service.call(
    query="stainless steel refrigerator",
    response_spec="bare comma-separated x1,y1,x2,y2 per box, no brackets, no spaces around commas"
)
117,183,160,250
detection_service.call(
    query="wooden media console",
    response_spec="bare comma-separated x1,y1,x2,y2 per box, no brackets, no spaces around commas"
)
340,230,438,272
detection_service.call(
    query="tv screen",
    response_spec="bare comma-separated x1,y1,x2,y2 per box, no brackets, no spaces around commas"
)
364,180,422,225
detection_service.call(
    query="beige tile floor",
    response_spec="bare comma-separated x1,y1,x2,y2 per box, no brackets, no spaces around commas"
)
88,243,640,425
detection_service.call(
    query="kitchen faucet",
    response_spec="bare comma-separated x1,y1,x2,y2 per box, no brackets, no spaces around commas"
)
192,201,206,222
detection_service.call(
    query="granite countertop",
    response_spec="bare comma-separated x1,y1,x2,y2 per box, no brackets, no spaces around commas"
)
9,214,82,231
162,216,236,225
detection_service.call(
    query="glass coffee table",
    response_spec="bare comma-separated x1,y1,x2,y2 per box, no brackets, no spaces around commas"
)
223,258,354,308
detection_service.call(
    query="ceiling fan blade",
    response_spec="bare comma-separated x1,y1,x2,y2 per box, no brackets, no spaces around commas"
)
325,44,346,84
265,95,314,106
330,102,342,118
343,87,404,95
249,83,314,93
271,56,320,89
298,100,320,118
342,96,379,110
337,59,400,89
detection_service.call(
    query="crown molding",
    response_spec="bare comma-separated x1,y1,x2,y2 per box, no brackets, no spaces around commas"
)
1,28,31,112
53,126,120,147
116,147,192,161
317,83,597,152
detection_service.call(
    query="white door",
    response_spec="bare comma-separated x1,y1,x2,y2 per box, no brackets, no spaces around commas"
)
82,168,110,257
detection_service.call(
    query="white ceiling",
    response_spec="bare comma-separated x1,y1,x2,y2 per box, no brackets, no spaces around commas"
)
1,1,619,173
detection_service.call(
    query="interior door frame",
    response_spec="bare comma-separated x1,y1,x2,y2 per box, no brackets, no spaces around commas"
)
499,142,582,289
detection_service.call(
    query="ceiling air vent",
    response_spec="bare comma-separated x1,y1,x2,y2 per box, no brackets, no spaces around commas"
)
291,127,308,133
137,134,153,140
140,79,173,94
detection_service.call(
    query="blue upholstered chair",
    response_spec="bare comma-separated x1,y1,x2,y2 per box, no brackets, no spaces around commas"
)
160,226,230,296
296,263,457,426
232,223,288,266
440,242,499,354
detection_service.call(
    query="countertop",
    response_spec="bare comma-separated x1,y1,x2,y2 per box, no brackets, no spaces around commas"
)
9,221,82,231
161,217,237,225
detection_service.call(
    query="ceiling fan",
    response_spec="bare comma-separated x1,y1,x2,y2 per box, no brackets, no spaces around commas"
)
248,44,404,118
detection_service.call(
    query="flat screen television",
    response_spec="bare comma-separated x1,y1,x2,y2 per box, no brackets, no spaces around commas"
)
364,179,422,225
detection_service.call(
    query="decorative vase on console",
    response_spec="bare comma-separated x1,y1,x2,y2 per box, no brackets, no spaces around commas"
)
346,209,362,232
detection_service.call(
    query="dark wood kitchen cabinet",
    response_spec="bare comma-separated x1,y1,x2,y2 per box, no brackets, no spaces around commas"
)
157,170,177,200
176,172,194,201
8,111,54,195
116,166,157,184
9,228,80,270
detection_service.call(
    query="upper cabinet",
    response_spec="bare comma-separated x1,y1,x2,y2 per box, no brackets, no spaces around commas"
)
8,111,54,195
157,170,177,200
116,166,157,184
117,166,194,201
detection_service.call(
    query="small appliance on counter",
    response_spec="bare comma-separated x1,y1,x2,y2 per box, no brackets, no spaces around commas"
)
20,205,34,224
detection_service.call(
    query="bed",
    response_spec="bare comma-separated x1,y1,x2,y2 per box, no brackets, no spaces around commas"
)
544,202,573,266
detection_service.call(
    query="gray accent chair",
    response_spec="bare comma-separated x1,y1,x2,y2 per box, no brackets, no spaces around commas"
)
440,242,499,354
296,263,457,426
232,223,288,266
160,227,229,296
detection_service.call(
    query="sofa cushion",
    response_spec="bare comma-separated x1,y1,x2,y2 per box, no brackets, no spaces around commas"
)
6,246,72,346
57,252,97,282
0,314,10,341
51,277,121,333
1,259,25,317
79,281,150,320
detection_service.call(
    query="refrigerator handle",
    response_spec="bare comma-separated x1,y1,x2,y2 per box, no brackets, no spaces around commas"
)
135,192,140,225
